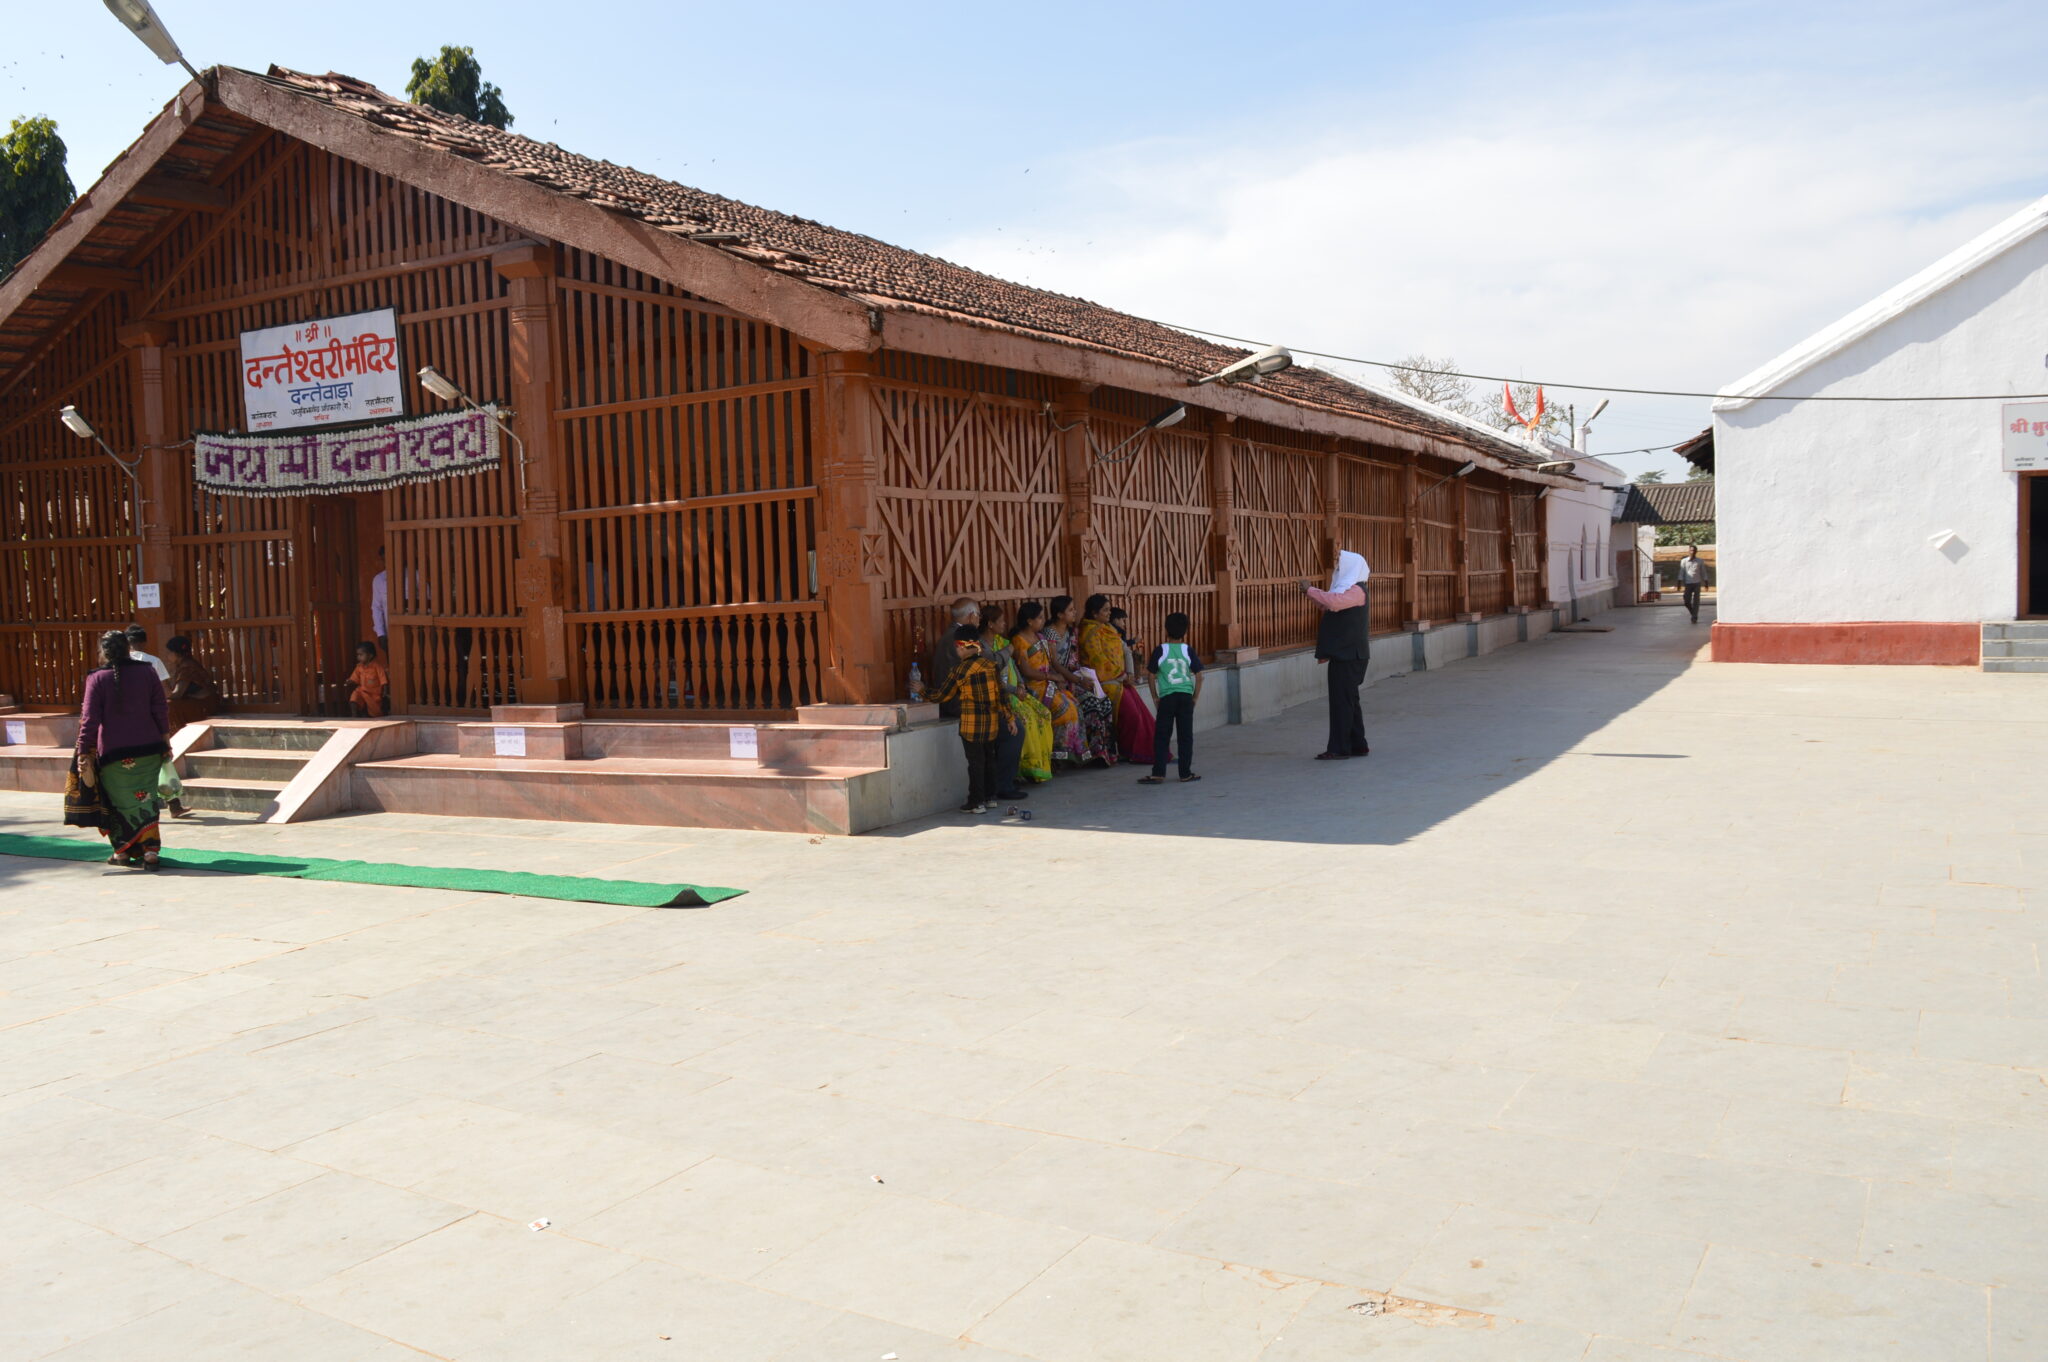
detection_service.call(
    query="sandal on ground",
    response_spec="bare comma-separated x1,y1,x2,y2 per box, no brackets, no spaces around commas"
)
106,854,133,867
1180,773,1202,783
1314,752,1348,761
1136,775,1166,785
141,851,161,872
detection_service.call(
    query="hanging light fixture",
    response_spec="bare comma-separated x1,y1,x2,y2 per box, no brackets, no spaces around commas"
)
100,0,201,81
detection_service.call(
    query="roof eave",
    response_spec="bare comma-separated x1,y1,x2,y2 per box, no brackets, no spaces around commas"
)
0,79,208,334
1713,192,2048,412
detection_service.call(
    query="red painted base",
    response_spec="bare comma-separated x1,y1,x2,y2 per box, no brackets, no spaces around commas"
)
1710,621,1979,666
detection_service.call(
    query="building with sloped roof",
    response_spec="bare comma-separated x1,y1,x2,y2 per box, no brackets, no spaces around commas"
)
0,67,1587,827
1713,193,2048,666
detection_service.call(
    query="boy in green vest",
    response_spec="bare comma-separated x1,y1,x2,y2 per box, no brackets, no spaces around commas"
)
1137,612,1204,784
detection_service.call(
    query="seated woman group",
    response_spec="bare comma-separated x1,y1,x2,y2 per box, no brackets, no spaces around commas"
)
949,593,1158,788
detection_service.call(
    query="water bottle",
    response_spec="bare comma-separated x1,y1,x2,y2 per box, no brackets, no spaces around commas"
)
907,662,925,703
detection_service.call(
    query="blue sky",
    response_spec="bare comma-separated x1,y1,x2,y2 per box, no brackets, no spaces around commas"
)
8,1,2046,476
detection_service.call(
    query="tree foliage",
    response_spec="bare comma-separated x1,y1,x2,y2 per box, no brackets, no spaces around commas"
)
1635,469,1667,483
1655,520,1715,547
406,46,514,129
0,115,75,277
1386,354,1480,417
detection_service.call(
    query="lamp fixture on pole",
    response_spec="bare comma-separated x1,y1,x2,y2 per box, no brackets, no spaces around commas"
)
416,366,527,496
1410,459,1478,506
1191,345,1293,387
57,405,145,541
100,0,201,81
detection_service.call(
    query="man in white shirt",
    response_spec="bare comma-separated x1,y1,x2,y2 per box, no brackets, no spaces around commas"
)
1678,546,1709,624
124,624,170,682
370,546,388,657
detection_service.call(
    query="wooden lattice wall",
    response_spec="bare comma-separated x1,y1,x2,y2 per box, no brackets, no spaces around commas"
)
556,251,819,716
0,297,138,705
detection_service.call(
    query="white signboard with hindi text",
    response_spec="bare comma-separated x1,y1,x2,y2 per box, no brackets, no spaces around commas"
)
240,309,404,432
4,721,24,746
493,727,527,757
2004,402,2048,472
135,583,160,610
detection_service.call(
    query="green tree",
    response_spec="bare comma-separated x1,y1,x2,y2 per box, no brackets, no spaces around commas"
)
1686,464,1712,481
0,115,75,276
1635,469,1667,483
406,46,513,129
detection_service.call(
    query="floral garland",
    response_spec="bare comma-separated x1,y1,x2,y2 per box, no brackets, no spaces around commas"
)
194,407,503,497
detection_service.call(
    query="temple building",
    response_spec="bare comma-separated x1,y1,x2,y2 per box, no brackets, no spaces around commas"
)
0,67,1583,830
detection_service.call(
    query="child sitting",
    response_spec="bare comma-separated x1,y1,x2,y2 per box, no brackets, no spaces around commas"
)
346,641,390,718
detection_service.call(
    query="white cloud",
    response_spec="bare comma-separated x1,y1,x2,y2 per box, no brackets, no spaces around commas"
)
934,74,2048,470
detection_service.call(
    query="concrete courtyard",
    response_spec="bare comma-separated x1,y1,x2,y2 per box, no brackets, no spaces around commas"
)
2,604,2044,1361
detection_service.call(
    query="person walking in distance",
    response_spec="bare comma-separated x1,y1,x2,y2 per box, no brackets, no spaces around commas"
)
1679,546,1708,624
1136,612,1203,785
1304,550,1371,760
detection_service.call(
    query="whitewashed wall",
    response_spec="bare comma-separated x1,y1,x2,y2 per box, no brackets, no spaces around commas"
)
1715,228,2048,624
1545,453,1622,609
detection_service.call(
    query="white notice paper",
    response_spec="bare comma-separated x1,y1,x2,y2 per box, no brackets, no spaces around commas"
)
728,727,759,760
4,720,24,746
493,727,527,757
135,583,161,610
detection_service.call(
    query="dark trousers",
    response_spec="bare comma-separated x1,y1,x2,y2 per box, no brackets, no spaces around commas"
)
1152,691,1195,778
1325,658,1368,756
1682,583,1703,622
960,735,1002,807
994,711,1025,794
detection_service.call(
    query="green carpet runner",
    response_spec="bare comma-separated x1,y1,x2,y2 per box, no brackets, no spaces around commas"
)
0,832,742,908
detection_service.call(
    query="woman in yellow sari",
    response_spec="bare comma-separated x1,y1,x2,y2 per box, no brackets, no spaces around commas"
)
1012,601,1084,766
980,603,1053,783
1078,594,1131,708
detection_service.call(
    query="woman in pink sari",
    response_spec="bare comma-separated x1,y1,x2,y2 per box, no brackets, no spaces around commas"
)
1107,606,1156,762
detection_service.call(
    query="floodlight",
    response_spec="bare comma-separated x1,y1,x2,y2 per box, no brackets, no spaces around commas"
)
1455,461,1478,477
1191,344,1293,387
58,406,96,440
417,366,463,403
417,366,527,495
101,0,200,79
1536,460,1576,473
1147,404,1188,431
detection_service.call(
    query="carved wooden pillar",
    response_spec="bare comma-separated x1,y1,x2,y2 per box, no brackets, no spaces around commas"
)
118,320,177,637
1454,470,1473,617
1053,379,1099,604
1207,414,1241,651
816,350,891,703
493,243,570,705
1320,436,1343,566
1401,451,1422,628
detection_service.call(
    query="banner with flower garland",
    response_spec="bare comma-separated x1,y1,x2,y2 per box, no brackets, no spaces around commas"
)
194,406,503,497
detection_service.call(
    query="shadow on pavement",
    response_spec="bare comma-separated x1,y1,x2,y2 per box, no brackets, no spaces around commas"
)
875,605,1714,846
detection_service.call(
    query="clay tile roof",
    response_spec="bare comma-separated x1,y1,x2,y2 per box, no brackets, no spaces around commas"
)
1634,481,1715,524
256,66,1545,467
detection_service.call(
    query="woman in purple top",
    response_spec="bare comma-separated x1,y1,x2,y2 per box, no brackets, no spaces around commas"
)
76,630,171,869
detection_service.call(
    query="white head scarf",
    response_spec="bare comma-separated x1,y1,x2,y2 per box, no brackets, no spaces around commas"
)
1328,551,1370,594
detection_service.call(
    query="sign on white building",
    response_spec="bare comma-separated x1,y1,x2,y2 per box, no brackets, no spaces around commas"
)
2003,401,2048,472
239,309,404,432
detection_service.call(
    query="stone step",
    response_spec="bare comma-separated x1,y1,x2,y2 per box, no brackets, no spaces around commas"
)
183,750,313,783
1982,658,2048,674
1983,640,2048,658
178,776,289,815
1983,621,2048,641
352,752,888,835
208,724,337,752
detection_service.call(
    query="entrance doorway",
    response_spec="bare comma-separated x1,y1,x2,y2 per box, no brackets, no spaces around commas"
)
2025,473,2048,619
301,493,385,714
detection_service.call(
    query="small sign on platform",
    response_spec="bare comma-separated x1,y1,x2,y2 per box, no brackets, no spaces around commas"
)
135,582,161,610
2004,401,2048,471
4,720,24,746
728,726,759,760
493,726,527,757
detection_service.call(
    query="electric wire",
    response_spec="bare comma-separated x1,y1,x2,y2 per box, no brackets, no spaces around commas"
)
1155,321,2048,404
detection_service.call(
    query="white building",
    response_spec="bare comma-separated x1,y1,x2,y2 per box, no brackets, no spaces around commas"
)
1712,193,2048,664
1538,443,1624,617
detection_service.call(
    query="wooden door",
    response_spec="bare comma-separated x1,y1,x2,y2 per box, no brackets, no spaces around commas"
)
2024,472,2047,619
302,497,362,714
